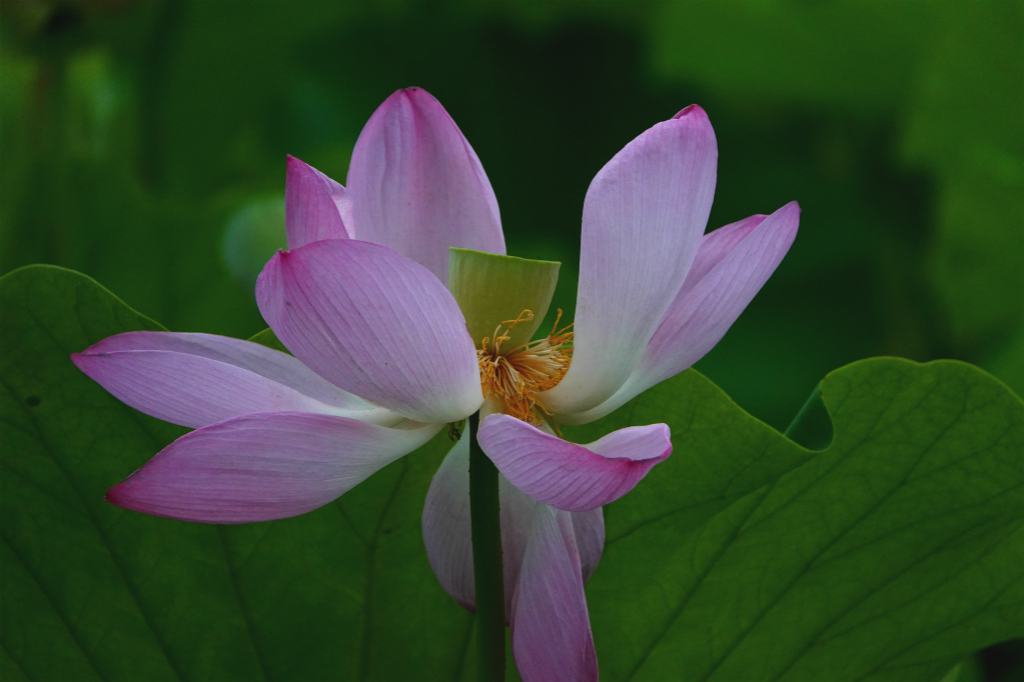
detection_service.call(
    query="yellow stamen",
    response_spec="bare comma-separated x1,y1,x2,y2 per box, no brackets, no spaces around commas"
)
478,309,574,423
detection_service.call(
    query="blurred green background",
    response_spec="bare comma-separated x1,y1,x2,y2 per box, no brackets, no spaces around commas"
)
2,0,1021,433
1,0,1022,679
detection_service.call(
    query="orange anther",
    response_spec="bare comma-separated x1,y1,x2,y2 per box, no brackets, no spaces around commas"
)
477,310,573,424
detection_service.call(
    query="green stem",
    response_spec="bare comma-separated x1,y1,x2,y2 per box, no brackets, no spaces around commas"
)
784,382,833,451
468,412,506,681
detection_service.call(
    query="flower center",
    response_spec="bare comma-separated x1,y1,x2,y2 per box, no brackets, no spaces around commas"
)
478,310,573,424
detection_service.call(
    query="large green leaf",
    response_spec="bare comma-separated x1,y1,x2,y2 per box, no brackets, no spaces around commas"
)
0,265,474,681
569,360,1024,681
4,265,1022,682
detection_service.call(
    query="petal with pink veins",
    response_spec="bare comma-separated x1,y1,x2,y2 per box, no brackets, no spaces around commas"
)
564,201,800,424
479,415,672,512
543,105,718,415
257,239,483,424
511,504,598,682
107,412,440,523
74,331,374,408
678,214,766,299
72,332,398,428
641,201,800,381
286,155,351,248
347,87,504,281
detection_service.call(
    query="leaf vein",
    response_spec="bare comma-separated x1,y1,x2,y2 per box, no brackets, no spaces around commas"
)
0,376,188,682
216,528,271,682
0,533,105,681
769,517,1022,681
698,393,968,681
358,459,411,682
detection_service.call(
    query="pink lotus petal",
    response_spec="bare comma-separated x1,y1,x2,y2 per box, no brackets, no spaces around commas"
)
511,504,598,682
422,435,530,617
542,105,718,415
498,473,539,615
347,87,505,281
422,436,475,611
107,412,440,523
422,437,605,618
565,202,800,424
286,155,351,248
679,214,766,299
479,415,672,512
642,201,800,376
72,349,397,429
256,239,483,424
571,506,605,583
74,331,384,411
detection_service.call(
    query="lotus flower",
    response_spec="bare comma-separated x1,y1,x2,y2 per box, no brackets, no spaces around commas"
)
72,87,798,682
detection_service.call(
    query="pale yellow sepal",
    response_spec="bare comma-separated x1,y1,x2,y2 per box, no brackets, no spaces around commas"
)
448,248,561,349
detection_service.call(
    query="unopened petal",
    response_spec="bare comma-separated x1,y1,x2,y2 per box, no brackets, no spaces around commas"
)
479,415,671,512
257,239,483,424
286,155,351,249
543,105,717,414
347,87,505,281
565,202,800,424
107,412,440,523
511,504,598,682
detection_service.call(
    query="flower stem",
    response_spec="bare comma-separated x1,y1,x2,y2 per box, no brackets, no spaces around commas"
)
784,382,833,450
468,411,506,681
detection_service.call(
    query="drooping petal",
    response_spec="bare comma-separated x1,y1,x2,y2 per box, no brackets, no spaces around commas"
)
422,435,475,610
347,87,505,281
479,415,672,512
564,202,800,424
72,332,398,428
257,239,483,424
542,105,718,415
498,472,539,615
423,435,606,619
421,434,537,617
571,507,605,583
510,504,598,682
107,412,440,523
285,155,351,249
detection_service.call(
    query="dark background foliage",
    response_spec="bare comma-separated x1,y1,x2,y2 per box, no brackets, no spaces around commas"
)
2,0,1021,679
